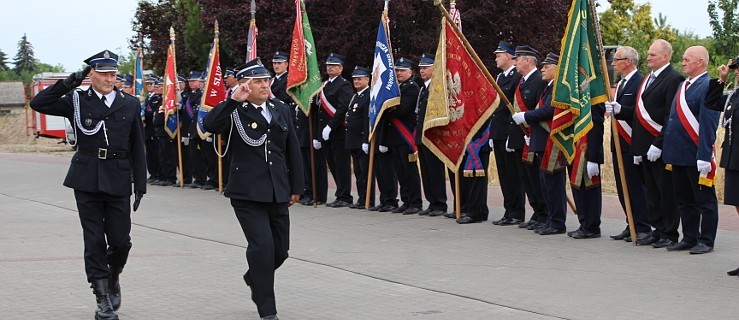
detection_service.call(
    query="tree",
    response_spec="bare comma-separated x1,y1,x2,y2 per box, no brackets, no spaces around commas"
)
708,0,739,58
180,0,211,73
0,49,9,71
13,33,37,74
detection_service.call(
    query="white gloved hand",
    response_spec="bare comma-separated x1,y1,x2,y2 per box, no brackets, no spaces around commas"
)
524,135,531,146
512,112,527,125
633,155,643,165
312,139,322,150
379,145,389,153
605,101,622,115
505,138,515,153
182,137,190,146
646,145,662,162
322,126,332,141
205,136,213,143
697,160,712,177
586,161,600,179
488,139,494,149
362,143,369,154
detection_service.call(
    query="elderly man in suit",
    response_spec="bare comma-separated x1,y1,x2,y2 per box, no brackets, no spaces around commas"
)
605,46,652,244
662,46,721,254
630,39,685,248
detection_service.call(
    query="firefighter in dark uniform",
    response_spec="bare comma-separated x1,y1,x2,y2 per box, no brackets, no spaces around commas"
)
298,96,328,206
375,57,423,214
30,50,146,320
270,51,291,103
345,66,375,209
177,75,193,186
184,72,210,189
152,78,178,186
143,76,161,184
415,53,447,216
313,53,354,207
489,41,527,226
203,58,303,320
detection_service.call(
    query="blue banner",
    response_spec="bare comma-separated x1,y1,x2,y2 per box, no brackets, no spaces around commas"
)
368,17,400,139
134,49,145,121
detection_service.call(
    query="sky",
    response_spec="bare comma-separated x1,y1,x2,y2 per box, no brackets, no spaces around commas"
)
1,0,714,72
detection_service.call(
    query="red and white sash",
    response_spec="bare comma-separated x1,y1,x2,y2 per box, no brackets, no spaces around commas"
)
615,120,632,145
674,80,717,187
318,81,336,117
635,72,662,137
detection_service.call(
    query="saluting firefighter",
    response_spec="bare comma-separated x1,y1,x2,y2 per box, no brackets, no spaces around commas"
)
30,50,146,320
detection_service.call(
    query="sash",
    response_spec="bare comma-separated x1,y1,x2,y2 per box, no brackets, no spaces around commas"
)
184,98,195,120
318,83,336,117
615,120,632,145
569,135,600,189
463,122,492,177
635,72,662,137
391,118,419,162
523,87,550,165
674,81,717,187
513,79,532,135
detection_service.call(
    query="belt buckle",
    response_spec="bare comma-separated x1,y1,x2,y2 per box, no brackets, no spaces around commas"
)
98,148,108,159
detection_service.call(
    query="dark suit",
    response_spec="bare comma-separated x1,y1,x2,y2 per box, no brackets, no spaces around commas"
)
345,87,374,206
491,68,526,220
203,97,303,318
415,81,447,212
632,65,684,242
706,79,739,205
515,70,549,223
143,93,161,180
612,72,651,233
30,81,146,282
314,76,353,203
663,73,720,247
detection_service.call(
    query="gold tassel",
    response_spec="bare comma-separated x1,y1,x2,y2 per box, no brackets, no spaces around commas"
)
463,170,473,177
408,152,418,162
475,169,486,177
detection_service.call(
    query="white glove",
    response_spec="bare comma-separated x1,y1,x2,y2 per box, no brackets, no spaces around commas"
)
205,136,213,143
586,161,599,179
362,143,369,154
524,135,531,146
505,138,515,153
312,139,322,150
379,145,389,153
512,112,527,125
322,126,332,141
646,145,662,162
605,101,622,115
488,139,494,149
182,137,190,146
697,160,712,177
633,155,643,165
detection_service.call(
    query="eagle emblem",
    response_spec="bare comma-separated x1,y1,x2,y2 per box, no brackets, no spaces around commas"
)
85,118,93,127
446,70,464,122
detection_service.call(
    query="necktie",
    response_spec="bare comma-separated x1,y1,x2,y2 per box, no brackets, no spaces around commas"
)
685,80,692,90
257,105,272,123
645,73,656,89
616,79,625,97
101,96,109,107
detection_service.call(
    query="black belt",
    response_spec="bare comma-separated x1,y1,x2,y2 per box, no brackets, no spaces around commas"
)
77,147,128,160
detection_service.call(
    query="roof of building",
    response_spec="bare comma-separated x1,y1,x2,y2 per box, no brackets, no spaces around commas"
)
0,81,26,107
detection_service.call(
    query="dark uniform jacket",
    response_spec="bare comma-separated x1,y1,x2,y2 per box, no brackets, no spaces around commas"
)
378,79,420,147
271,72,293,105
178,89,191,135
523,82,554,153
30,80,147,196
143,93,158,139
345,87,370,150
491,67,522,140
148,94,166,137
706,78,739,170
630,65,684,156
613,71,645,154
414,81,430,145
508,69,546,150
186,88,203,137
314,76,353,142
203,98,304,203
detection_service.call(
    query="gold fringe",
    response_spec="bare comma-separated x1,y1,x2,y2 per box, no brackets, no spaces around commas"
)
475,169,486,177
463,170,474,177
408,152,418,163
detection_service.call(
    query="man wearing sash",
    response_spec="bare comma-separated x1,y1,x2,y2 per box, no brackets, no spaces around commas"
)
631,39,684,248
662,46,720,254
605,46,652,244
203,58,303,320
513,53,567,234
489,41,527,226
314,53,354,208
30,50,147,320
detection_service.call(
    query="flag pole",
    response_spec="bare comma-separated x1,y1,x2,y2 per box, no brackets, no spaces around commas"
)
168,27,185,189
588,0,636,244
309,113,318,207
454,171,461,219
214,20,224,193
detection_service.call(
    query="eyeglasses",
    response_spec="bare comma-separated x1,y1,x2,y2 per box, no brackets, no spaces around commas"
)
613,57,629,61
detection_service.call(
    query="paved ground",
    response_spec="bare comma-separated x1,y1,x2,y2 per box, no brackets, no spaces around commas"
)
1,151,738,320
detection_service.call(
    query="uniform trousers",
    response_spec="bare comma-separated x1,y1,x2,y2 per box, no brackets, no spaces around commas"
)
449,150,490,221
612,148,652,233
177,138,192,184
672,165,719,247
74,190,132,282
521,155,549,223
199,137,218,187
188,136,207,185
374,149,398,207
145,136,161,179
301,146,327,202
492,139,526,220
322,139,353,203
641,158,680,241
418,145,447,211
231,199,290,318
569,167,603,234
350,149,374,206
156,136,178,183
390,145,422,209
537,155,568,231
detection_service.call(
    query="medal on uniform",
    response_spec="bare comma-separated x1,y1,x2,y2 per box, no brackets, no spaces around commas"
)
251,122,257,129
85,118,92,127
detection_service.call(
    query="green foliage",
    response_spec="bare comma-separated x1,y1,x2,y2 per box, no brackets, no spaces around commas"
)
13,34,37,74
180,0,211,73
0,49,9,71
117,51,136,76
708,0,739,57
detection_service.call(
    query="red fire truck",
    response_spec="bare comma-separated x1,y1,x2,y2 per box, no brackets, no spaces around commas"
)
26,72,92,144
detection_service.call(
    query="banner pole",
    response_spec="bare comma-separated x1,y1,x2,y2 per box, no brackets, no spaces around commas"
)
365,135,377,211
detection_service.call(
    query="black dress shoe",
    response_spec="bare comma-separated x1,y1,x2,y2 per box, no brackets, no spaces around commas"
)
666,241,694,251
348,203,358,209
492,217,509,225
443,212,457,218
538,227,566,235
354,204,367,210
379,205,398,212
572,230,601,239
567,230,579,237
610,228,630,240
652,238,675,248
727,266,739,276
635,233,657,246
402,207,420,215
518,220,534,228
368,205,383,211
456,215,480,224
419,208,433,215
391,205,409,213
529,222,546,231
331,200,352,208
428,210,446,217
689,243,713,254
502,218,523,225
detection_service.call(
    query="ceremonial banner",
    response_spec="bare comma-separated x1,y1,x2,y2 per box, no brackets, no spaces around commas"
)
550,0,608,163
246,17,258,61
287,0,322,115
163,44,179,139
422,18,500,171
133,48,145,121
198,23,226,139
449,0,462,31
368,14,400,139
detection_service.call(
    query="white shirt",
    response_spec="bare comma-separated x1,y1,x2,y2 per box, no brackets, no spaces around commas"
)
650,63,670,78
621,69,638,83
357,87,369,96
522,68,537,82
93,89,116,107
502,65,516,78
328,76,338,83
253,101,272,123
424,79,432,89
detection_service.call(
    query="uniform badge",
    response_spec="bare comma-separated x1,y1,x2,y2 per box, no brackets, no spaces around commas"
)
103,51,110,59
251,122,258,129
85,118,93,127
